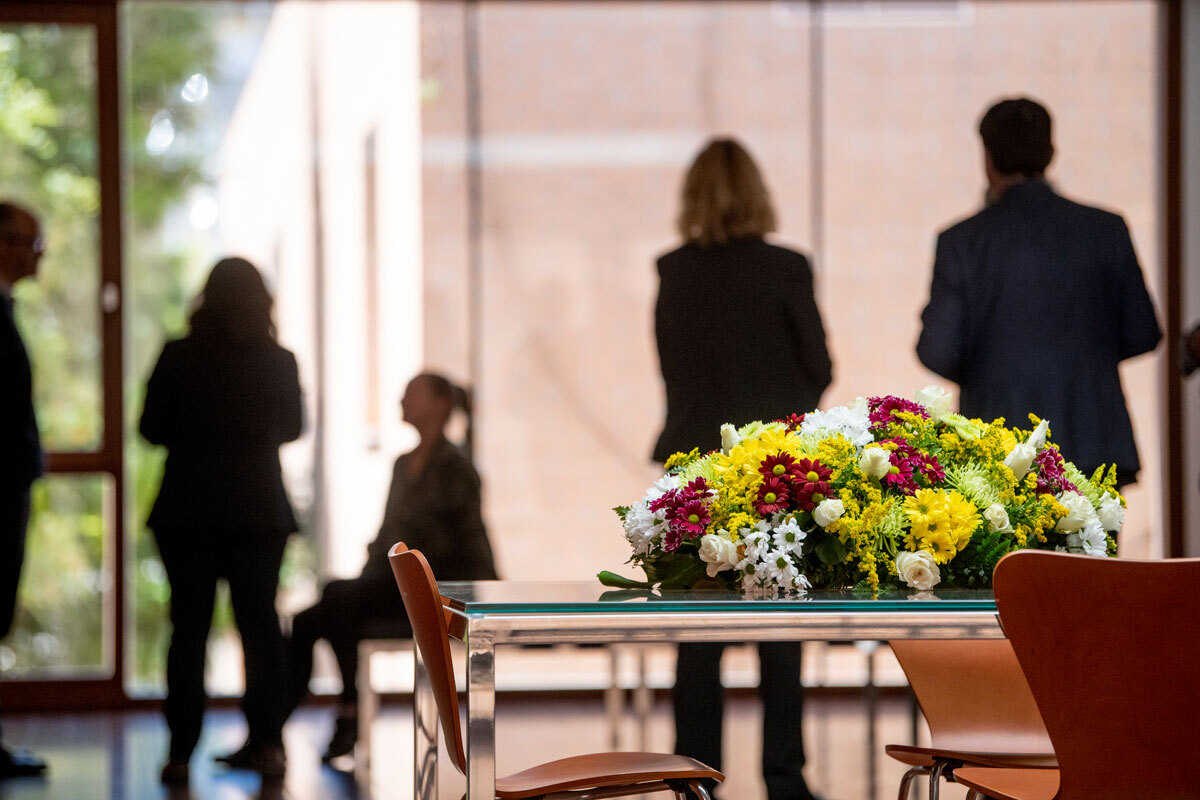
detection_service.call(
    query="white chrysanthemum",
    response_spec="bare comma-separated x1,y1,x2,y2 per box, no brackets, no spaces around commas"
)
741,530,771,561
772,518,807,552
622,501,663,556
799,405,873,448
1077,520,1109,557
644,474,680,504
762,548,801,587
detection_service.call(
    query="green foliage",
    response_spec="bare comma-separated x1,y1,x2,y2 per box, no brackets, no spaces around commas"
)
941,527,1013,588
1,11,223,687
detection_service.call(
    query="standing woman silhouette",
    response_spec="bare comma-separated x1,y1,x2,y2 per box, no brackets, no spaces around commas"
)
654,138,831,800
140,257,303,785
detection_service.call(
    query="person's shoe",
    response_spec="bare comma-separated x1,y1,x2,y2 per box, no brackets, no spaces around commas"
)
320,715,357,762
213,742,256,769
159,758,190,786
0,745,47,779
251,745,286,780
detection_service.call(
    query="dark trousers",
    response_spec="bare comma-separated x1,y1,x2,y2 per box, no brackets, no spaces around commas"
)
284,574,411,717
0,488,31,741
674,641,808,800
155,528,288,760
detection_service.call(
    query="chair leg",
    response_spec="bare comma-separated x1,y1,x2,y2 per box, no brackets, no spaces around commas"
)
929,760,949,800
897,765,930,800
687,780,714,800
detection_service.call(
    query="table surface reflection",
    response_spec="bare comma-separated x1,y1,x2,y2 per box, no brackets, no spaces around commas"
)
436,580,996,614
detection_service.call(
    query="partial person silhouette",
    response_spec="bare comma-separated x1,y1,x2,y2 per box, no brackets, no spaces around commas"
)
653,138,831,800
140,257,303,785
221,372,497,766
917,97,1161,490
0,201,48,779
1181,321,1200,489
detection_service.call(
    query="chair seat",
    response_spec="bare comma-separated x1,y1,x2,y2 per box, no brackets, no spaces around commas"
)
885,744,1057,770
953,766,1060,800
495,752,723,799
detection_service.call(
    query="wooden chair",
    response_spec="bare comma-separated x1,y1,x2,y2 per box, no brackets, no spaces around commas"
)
885,639,1056,800
954,551,1200,800
387,542,724,799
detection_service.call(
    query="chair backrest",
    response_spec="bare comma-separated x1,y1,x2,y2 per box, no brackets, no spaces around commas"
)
993,550,1200,799
890,638,1052,755
388,542,469,774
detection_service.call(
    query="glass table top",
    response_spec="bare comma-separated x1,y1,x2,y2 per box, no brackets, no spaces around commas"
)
437,581,997,614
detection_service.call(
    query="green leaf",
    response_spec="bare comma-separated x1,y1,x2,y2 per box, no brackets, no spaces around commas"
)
810,530,848,565
612,505,631,522
596,570,652,589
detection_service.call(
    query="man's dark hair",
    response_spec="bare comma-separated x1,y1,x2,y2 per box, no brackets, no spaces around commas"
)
979,98,1054,177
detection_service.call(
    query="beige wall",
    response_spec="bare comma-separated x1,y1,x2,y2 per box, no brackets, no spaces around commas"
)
217,1,1167,585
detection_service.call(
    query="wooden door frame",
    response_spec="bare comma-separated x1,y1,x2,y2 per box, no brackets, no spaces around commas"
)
0,0,126,710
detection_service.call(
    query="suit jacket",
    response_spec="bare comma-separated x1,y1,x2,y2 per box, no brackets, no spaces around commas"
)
917,181,1161,476
653,238,833,462
361,437,497,582
0,293,42,491
140,333,303,533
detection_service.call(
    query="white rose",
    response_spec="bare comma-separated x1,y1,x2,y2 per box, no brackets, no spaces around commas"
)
858,446,892,480
1004,442,1036,480
848,396,869,415
1098,494,1125,532
720,423,741,454
1027,418,1051,450
1055,491,1097,532
813,498,846,527
698,533,740,577
983,503,1011,533
896,550,941,591
915,385,954,422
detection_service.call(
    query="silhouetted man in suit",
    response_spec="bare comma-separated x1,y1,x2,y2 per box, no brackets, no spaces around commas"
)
917,98,1161,489
0,201,47,778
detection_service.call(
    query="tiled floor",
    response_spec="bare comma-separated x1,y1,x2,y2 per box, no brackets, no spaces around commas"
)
0,692,968,800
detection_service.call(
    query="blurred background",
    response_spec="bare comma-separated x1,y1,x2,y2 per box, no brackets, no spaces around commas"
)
0,0,1190,709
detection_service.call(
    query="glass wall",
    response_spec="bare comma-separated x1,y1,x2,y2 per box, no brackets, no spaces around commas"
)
0,19,113,681
0,0,1161,696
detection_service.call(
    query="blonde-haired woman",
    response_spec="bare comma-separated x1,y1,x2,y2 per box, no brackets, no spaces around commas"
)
654,138,830,800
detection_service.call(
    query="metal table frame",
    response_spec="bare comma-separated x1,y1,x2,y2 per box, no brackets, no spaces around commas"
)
412,598,1003,800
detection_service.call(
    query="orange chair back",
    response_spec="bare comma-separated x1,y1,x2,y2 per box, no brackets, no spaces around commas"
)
388,542,469,774
890,638,1052,755
993,550,1200,799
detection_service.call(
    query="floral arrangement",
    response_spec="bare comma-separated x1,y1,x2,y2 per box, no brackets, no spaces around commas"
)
603,387,1125,595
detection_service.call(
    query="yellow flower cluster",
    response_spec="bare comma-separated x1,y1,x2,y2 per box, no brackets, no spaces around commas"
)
901,488,980,563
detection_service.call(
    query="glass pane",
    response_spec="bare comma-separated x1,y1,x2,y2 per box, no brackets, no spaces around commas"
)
0,23,103,452
1,474,113,677
121,2,322,696
437,581,996,614
818,0,1162,558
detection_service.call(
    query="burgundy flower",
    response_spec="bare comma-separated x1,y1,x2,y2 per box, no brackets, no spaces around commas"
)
776,413,807,432
684,477,713,498
759,452,798,480
881,458,918,495
796,480,833,511
755,477,791,515
868,396,930,429
1034,446,1078,495
671,499,711,537
791,457,832,484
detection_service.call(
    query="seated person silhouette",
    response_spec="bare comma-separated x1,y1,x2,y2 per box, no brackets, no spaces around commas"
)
217,371,497,766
